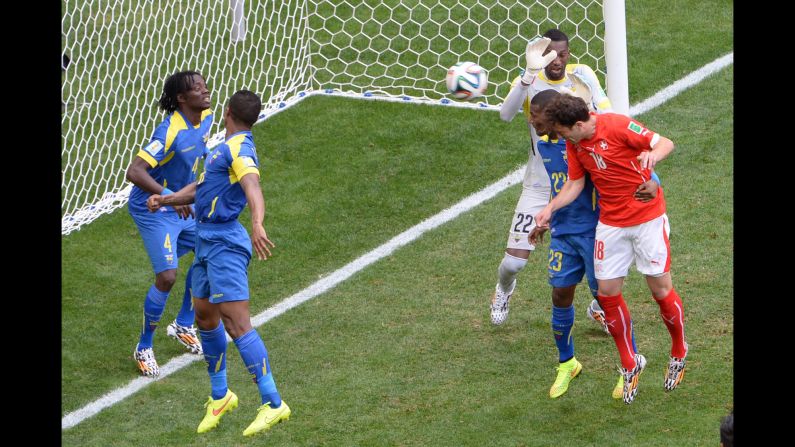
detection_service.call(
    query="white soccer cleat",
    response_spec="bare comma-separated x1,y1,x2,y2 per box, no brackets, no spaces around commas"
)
490,280,516,325
586,299,610,334
620,353,647,404
134,345,160,377
664,343,688,391
167,320,203,355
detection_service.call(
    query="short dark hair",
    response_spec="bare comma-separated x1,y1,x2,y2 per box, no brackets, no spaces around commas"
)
544,94,590,127
228,90,262,127
543,28,569,45
720,411,733,447
158,70,203,113
530,89,559,109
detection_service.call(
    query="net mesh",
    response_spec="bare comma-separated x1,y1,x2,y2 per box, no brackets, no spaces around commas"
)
62,0,605,234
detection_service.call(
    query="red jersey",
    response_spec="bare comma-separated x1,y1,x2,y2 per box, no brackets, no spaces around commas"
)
566,113,666,227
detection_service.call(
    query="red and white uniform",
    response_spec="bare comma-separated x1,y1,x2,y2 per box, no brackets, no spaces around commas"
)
566,113,671,279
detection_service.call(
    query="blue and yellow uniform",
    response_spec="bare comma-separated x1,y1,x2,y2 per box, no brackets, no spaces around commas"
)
128,109,213,273
539,136,660,292
537,136,600,294
191,130,260,303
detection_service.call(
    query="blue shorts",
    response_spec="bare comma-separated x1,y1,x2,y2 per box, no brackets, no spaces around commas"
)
191,220,252,303
547,233,598,295
130,208,196,274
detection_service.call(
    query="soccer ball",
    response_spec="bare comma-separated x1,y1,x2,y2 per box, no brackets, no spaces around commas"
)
445,62,488,100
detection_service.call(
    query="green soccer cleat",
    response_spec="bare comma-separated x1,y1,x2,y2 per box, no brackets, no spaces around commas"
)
612,374,624,399
197,390,238,434
549,357,583,398
243,401,291,437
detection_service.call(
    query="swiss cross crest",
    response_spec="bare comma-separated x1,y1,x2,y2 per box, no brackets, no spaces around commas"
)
599,140,608,151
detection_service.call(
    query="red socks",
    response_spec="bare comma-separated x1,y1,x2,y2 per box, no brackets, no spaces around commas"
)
597,293,636,369
654,288,687,358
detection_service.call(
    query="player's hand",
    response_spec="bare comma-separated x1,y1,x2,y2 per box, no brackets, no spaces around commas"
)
173,204,195,220
147,194,163,212
251,224,275,261
535,205,553,229
637,151,660,170
633,179,659,202
522,37,556,84
528,226,548,245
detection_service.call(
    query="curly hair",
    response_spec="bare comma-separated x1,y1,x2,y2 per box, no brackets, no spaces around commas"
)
158,70,204,113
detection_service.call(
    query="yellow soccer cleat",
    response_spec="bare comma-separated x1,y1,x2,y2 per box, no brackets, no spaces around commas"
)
243,400,291,437
197,390,238,434
549,357,582,398
612,374,624,399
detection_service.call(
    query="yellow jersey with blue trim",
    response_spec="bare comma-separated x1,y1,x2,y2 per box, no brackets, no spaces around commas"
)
195,130,260,224
129,109,213,214
515,63,612,124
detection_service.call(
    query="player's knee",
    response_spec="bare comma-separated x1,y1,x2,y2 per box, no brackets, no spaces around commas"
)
219,315,252,340
646,273,673,299
505,248,531,260
155,269,177,290
551,286,576,307
499,252,528,276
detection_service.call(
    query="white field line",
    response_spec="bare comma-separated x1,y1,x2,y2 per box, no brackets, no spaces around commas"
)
62,52,732,430
629,52,733,116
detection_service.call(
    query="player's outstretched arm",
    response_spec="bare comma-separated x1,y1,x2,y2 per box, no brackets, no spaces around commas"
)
535,176,585,228
147,182,197,212
499,81,529,122
240,173,275,261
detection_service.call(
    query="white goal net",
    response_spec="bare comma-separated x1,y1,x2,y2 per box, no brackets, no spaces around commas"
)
62,0,616,235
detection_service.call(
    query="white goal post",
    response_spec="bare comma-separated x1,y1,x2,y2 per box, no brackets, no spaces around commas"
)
61,0,628,235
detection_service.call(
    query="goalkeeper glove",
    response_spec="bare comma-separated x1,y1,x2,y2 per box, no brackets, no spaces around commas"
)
521,37,557,84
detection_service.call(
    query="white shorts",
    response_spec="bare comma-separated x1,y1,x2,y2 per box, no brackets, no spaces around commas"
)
593,213,671,280
506,184,550,251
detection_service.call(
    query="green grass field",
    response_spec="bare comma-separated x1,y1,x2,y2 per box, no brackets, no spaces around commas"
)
62,0,733,444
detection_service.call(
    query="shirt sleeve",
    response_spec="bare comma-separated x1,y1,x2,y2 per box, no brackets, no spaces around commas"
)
614,114,657,151
566,141,585,180
230,145,260,180
571,64,612,113
500,75,530,122
135,126,168,168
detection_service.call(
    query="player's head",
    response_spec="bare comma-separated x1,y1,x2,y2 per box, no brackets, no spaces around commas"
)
225,90,262,129
544,93,593,143
529,89,560,137
542,29,570,81
719,411,733,447
158,70,211,114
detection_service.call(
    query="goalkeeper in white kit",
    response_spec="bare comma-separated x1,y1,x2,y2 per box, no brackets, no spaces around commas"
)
489,29,613,329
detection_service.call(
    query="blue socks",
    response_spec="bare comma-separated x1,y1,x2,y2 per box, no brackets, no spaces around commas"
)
552,304,575,362
175,265,196,327
234,329,282,407
138,285,169,349
199,322,228,400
